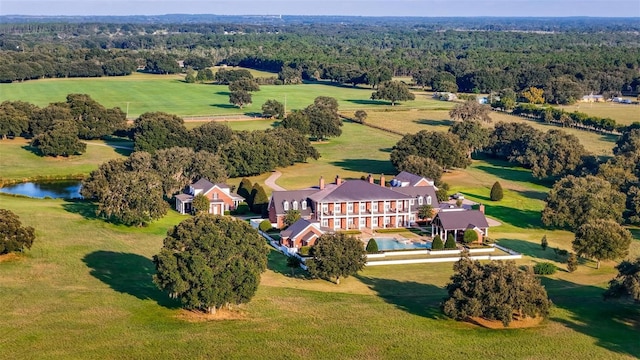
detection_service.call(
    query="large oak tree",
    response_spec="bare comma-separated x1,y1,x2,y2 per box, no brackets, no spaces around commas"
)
153,214,268,314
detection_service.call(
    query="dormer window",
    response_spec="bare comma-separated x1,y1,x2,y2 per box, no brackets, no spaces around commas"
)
426,196,432,205
301,200,307,210
283,201,289,211
418,196,423,205
293,201,298,210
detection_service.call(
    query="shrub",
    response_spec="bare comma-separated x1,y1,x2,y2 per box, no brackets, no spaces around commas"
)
375,228,410,234
338,230,361,235
541,235,548,251
462,229,478,244
366,239,379,253
223,210,231,215
235,202,250,215
444,235,457,249
533,262,557,275
490,181,504,201
259,220,272,232
431,235,444,250
298,246,311,256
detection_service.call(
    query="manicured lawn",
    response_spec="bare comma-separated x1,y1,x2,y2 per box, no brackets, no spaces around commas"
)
0,73,448,118
0,138,128,183
275,121,400,190
1,195,638,359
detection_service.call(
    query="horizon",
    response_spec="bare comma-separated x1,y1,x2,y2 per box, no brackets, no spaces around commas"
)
2,1,640,18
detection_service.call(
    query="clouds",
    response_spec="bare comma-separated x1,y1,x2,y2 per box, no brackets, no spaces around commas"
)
2,0,639,17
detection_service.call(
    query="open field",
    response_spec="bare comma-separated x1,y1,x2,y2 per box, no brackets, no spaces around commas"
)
1,180,638,359
557,102,640,126
1,75,639,358
0,138,128,183
0,72,450,118
356,109,618,157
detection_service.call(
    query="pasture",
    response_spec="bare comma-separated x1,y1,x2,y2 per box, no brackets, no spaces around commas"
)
1,158,639,359
354,109,618,157
1,75,639,359
557,102,640,126
0,72,450,118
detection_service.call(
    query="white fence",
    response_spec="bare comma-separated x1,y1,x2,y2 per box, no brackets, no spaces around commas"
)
259,229,522,268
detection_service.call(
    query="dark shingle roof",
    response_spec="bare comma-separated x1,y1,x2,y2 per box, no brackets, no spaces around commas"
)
390,186,439,207
175,194,193,201
192,178,215,193
280,219,319,239
270,189,317,216
310,180,413,202
392,171,432,187
435,210,489,230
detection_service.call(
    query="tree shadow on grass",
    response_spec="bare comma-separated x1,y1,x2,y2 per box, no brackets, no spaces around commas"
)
330,158,395,175
83,251,180,308
413,119,454,127
21,144,42,156
497,238,570,263
211,104,237,109
345,99,391,106
514,189,548,201
482,203,543,228
541,277,640,358
62,199,100,220
356,275,447,319
266,248,310,279
214,91,230,96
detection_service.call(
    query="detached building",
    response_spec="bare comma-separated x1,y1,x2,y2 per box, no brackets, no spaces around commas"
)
174,178,244,215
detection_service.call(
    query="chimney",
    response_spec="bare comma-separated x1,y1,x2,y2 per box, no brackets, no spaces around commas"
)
335,175,342,186
367,174,374,184
319,176,325,190
380,174,386,187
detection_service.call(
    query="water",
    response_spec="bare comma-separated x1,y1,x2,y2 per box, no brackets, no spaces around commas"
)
0,180,82,199
373,237,431,251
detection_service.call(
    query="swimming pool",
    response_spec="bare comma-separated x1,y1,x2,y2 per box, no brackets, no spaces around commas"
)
372,237,431,251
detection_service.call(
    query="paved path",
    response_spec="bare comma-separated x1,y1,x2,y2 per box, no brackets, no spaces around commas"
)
264,171,286,191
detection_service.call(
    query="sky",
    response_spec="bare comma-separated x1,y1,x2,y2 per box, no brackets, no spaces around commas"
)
2,0,639,17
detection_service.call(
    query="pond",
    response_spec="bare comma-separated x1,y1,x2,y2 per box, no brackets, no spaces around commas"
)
0,180,82,199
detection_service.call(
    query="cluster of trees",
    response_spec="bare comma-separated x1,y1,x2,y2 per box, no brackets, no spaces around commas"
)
442,257,551,327
540,129,640,268
488,122,589,179
0,209,35,255
4,19,639,98
81,148,226,226
511,103,622,133
129,112,319,178
280,96,342,140
153,214,268,314
0,95,127,157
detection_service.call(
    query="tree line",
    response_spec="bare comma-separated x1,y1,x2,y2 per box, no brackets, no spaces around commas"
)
1,20,638,97
0,95,127,156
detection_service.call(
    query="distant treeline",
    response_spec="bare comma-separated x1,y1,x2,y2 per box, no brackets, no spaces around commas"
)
1,21,639,98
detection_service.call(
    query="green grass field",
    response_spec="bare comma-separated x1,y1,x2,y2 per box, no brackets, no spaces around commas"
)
0,138,128,183
1,175,638,359
1,75,639,358
355,109,618,157
0,72,449,118
557,102,640,126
